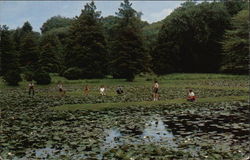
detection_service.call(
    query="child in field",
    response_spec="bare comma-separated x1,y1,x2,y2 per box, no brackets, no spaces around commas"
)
58,82,66,96
187,89,196,102
100,85,106,96
152,80,159,101
116,86,124,94
28,81,35,96
84,85,90,95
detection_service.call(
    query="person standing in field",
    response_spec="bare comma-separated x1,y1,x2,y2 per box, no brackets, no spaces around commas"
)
187,89,196,102
28,81,35,96
58,82,66,96
152,80,159,101
100,85,106,96
84,85,90,95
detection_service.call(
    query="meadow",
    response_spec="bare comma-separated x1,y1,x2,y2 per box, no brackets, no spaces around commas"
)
0,73,249,159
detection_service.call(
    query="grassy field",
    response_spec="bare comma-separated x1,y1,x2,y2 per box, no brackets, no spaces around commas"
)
1,73,249,159
53,96,248,111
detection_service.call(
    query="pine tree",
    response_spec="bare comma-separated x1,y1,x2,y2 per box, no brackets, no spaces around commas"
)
15,21,41,72
65,1,107,78
20,32,39,71
0,25,21,85
39,33,63,73
21,21,33,33
109,0,150,81
220,9,249,74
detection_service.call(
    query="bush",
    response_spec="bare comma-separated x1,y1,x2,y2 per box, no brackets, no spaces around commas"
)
23,71,33,81
3,70,22,86
63,67,83,80
34,71,51,85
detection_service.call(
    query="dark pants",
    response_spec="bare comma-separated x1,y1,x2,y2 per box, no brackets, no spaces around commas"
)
29,88,34,96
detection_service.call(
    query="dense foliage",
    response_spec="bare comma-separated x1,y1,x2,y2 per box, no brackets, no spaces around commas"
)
63,67,83,80
39,33,63,73
2,70,22,86
152,2,231,74
0,25,21,85
0,0,248,85
109,0,151,81
65,1,108,79
220,9,249,74
33,70,51,85
40,16,73,34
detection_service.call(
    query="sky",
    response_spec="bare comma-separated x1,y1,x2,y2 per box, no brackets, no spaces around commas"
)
0,1,183,32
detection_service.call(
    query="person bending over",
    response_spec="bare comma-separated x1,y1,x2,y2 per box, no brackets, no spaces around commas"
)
187,89,196,102
100,85,106,96
116,86,124,95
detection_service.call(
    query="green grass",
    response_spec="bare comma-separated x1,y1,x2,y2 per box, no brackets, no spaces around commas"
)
38,90,117,96
159,73,249,80
51,95,248,111
1,73,248,89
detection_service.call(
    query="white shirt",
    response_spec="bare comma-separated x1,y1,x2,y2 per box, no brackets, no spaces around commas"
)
29,83,34,87
189,92,195,97
154,83,159,88
100,88,105,92
58,84,63,89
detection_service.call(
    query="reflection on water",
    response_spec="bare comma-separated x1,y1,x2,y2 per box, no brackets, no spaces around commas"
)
20,116,176,159
17,147,62,160
142,118,176,147
103,128,122,149
20,147,86,160
102,116,176,151
35,147,57,158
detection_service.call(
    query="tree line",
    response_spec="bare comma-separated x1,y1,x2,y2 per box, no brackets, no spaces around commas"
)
0,0,248,85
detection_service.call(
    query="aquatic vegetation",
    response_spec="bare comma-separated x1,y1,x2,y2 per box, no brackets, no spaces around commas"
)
0,78,249,159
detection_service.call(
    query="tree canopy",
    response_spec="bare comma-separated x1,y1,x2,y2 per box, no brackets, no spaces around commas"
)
0,0,248,85
65,1,107,78
220,9,249,74
109,0,151,81
152,2,231,74
40,16,73,33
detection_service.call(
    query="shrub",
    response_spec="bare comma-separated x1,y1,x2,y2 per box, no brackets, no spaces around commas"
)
23,71,33,81
63,67,83,80
3,70,22,86
34,71,51,85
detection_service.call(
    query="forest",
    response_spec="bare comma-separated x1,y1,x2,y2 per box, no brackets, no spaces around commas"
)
0,0,248,85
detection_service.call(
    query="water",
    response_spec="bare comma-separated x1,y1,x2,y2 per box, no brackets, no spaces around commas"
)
103,128,122,149
102,116,176,150
18,108,249,159
141,118,176,146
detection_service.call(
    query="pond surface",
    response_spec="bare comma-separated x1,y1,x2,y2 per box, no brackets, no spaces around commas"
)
2,96,249,160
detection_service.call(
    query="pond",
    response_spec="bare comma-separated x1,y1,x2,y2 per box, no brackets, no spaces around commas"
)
16,104,249,159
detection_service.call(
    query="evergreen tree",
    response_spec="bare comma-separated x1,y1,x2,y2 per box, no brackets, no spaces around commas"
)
223,0,247,16
39,33,63,73
20,32,39,71
109,0,151,81
65,1,107,78
21,21,33,33
12,27,22,52
220,9,249,74
14,21,41,73
0,25,21,85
